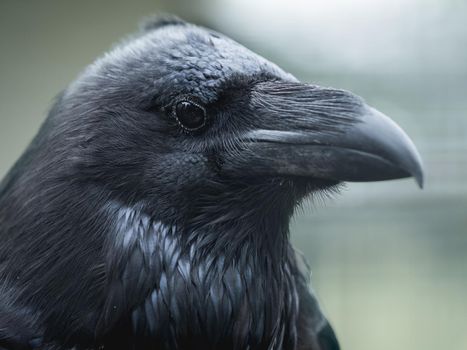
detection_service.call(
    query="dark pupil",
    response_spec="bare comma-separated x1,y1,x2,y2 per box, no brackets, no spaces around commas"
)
175,101,206,130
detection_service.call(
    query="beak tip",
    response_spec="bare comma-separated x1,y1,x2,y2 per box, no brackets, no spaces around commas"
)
408,148,425,189
415,172,424,189
365,106,425,190
403,149,424,189
415,165,425,189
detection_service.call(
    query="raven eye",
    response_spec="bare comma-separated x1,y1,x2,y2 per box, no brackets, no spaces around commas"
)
173,100,207,131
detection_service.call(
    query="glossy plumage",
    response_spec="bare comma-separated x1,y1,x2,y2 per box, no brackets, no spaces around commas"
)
0,15,423,350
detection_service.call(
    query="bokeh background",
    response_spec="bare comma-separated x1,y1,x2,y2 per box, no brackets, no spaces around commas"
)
0,0,466,349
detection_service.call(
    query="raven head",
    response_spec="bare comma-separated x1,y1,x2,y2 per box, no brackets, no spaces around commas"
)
57,16,423,224
0,16,425,350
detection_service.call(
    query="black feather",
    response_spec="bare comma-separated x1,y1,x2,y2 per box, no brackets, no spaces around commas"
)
0,16,344,350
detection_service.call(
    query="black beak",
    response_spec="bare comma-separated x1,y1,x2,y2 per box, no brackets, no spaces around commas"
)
224,81,424,188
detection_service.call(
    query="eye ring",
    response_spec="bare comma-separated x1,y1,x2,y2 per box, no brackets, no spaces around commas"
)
171,98,207,132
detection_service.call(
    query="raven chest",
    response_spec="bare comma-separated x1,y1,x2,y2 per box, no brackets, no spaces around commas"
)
100,205,299,349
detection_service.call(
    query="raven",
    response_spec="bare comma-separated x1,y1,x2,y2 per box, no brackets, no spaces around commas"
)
0,16,423,350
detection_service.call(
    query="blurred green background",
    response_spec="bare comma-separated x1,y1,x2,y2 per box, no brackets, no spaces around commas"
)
0,0,465,349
